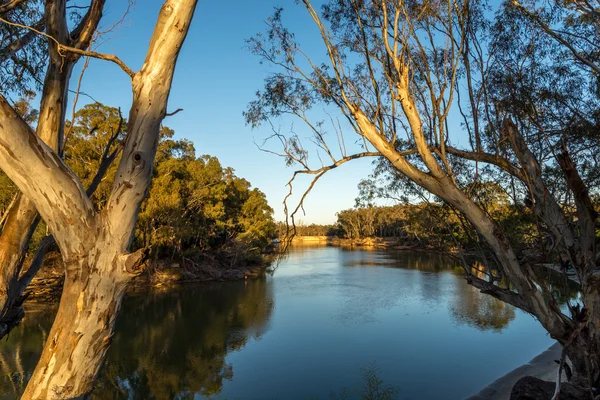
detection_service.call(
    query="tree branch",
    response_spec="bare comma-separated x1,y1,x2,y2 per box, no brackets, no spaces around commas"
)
70,0,105,49
0,0,26,14
0,15,135,78
0,17,44,63
466,274,533,314
445,146,527,181
511,0,600,74
106,0,197,249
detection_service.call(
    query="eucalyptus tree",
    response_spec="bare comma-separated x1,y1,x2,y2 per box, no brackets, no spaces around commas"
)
0,0,106,341
0,0,198,398
247,0,600,393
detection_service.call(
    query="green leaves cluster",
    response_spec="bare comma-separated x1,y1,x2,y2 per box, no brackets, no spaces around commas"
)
1,102,276,259
138,148,276,255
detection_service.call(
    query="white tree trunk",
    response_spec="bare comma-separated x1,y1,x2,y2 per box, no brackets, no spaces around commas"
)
0,1,198,398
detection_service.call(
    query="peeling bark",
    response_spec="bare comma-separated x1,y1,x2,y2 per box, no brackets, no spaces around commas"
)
0,0,107,339
21,254,129,399
0,1,198,398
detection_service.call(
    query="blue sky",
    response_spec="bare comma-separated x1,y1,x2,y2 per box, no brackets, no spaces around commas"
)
64,0,385,224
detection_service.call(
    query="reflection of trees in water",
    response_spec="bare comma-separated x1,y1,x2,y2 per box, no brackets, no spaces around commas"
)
450,284,516,332
449,265,581,332
341,248,458,273
0,305,58,399
93,279,274,399
531,266,581,305
0,280,274,399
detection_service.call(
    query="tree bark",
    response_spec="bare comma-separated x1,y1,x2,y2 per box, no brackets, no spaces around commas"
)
0,0,108,338
0,58,73,334
0,1,198,398
20,250,130,399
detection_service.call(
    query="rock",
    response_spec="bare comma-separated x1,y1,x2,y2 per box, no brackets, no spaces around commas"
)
510,377,587,400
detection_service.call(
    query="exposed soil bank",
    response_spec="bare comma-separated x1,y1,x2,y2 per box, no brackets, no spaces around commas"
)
23,250,273,304
291,235,453,253
466,342,566,400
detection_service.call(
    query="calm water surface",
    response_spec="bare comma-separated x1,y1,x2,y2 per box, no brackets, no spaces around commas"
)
0,247,556,399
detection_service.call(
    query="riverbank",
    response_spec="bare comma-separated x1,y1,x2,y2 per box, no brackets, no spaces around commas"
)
23,249,273,303
291,235,453,253
466,342,565,400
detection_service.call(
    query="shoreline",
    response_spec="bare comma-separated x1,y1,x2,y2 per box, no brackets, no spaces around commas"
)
290,235,455,254
23,254,272,304
465,342,564,400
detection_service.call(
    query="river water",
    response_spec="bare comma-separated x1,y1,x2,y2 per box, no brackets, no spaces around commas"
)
0,246,558,399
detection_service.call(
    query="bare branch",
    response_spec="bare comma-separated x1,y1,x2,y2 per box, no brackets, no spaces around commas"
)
0,16,135,78
466,274,533,314
445,146,527,181
0,0,26,14
165,108,183,117
70,0,106,49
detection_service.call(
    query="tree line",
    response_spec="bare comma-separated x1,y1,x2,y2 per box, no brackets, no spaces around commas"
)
319,180,561,256
1,102,276,260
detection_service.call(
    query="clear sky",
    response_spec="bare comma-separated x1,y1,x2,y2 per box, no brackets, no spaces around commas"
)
64,0,386,224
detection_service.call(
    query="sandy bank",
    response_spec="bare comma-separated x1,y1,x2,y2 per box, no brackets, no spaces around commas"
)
466,342,566,400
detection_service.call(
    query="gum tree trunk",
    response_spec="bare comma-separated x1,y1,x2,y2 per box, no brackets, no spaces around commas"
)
0,1,198,398
20,248,130,399
0,0,103,337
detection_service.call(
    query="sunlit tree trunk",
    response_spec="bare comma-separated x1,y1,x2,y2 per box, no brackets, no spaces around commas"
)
0,1,198,398
0,0,101,337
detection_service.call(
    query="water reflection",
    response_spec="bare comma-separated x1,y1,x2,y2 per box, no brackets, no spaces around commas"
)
0,304,57,399
0,248,569,399
0,279,274,399
333,249,517,331
450,285,516,332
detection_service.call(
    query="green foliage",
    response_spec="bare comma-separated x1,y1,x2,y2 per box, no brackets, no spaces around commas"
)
332,194,542,255
4,102,276,261
276,222,337,237
64,103,125,208
62,103,277,258
137,148,276,257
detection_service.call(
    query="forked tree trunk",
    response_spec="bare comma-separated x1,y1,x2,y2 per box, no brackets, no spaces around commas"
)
0,1,199,398
0,0,103,337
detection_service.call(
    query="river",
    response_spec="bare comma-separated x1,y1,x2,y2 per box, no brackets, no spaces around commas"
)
0,246,560,399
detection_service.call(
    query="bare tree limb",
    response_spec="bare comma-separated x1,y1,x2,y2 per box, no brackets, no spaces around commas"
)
466,274,533,314
70,0,106,50
0,0,26,14
511,0,600,74
165,108,183,117
0,16,135,78
445,146,527,181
